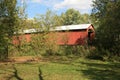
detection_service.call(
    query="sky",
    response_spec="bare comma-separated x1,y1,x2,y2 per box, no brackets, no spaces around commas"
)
18,0,94,18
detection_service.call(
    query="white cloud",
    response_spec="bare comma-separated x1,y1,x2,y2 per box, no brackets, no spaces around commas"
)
31,0,42,3
27,0,93,13
29,0,59,4
42,0,61,7
33,0,42,2
54,0,93,13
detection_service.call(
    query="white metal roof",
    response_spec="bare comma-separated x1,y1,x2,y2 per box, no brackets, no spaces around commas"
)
54,24,92,31
23,29,37,33
21,24,92,34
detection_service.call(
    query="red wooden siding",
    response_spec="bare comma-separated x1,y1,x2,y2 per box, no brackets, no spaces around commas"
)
12,24,95,45
56,31,88,45
56,25,95,45
12,34,31,45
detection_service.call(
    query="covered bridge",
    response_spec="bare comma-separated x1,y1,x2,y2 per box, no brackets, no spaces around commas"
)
13,24,95,45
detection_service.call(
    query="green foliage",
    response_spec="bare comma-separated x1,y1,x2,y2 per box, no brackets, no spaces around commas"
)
92,0,120,56
61,9,81,25
61,9,90,25
0,0,19,59
57,46,90,58
31,33,48,55
29,10,62,56
81,14,90,23
9,37,35,57
31,32,59,56
34,9,62,30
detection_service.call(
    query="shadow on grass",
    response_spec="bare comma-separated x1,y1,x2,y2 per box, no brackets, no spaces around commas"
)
7,64,23,80
38,66,44,80
77,62,120,80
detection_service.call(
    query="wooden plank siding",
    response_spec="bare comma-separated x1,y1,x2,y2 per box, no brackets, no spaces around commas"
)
12,24,95,45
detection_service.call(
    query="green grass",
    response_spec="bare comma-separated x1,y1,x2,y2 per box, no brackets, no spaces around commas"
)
0,57,120,80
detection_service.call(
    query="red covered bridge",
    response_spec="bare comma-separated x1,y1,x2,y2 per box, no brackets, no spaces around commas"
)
13,24,95,45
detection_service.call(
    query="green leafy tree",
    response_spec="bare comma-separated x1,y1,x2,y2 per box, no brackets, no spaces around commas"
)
61,9,90,25
0,0,19,59
30,10,61,56
61,9,81,25
34,10,62,30
81,14,90,23
92,0,120,55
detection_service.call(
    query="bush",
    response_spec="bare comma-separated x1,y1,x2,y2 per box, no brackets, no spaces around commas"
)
56,45,90,58
86,47,120,61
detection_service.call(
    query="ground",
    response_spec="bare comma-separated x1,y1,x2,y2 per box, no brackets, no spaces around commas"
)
0,56,120,80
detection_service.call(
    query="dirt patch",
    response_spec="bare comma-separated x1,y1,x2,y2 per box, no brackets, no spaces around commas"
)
0,56,71,64
12,56,40,62
0,56,41,64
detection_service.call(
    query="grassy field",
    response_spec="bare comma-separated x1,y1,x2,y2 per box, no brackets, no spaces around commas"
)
0,56,120,80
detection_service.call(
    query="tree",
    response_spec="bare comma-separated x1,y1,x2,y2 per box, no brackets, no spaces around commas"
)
81,14,90,23
30,10,61,56
61,9,81,25
34,9,62,30
0,0,19,59
61,9,90,25
92,0,120,55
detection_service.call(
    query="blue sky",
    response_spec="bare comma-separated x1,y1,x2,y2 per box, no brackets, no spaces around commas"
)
18,0,93,18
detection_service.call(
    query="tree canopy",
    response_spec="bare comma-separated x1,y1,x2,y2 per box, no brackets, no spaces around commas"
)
61,9,90,25
0,0,19,59
34,10,62,31
92,0,120,55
